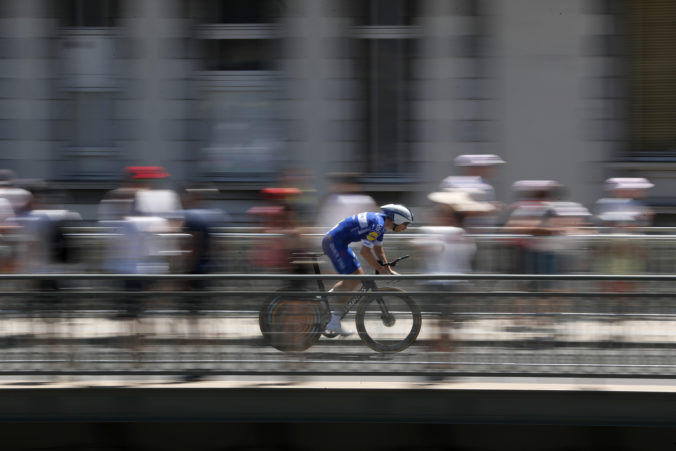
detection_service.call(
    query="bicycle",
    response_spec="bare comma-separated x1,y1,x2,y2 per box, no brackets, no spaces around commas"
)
259,253,422,353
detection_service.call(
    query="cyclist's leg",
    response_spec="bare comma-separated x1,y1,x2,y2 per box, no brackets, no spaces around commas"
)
328,268,363,310
324,270,362,335
322,235,363,292
322,236,362,334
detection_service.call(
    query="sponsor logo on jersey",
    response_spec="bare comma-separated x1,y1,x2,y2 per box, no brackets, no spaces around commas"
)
366,231,379,241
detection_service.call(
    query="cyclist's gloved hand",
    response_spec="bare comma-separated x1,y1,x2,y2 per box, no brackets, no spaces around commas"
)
377,265,398,276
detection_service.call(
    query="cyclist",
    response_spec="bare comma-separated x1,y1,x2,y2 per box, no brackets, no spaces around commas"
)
321,203,413,335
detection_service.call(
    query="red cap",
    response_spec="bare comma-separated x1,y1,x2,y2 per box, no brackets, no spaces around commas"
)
125,166,170,179
260,187,302,200
246,205,287,216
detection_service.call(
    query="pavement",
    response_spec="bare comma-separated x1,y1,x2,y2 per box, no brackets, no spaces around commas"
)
1,314,676,345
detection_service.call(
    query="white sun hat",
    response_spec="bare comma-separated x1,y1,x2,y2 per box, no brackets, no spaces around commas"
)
427,189,495,212
604,177,654,191
454,154,505,167
512,180,561,192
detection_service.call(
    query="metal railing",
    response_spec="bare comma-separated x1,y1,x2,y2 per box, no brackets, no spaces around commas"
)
53,227,676,286
0,272,675,379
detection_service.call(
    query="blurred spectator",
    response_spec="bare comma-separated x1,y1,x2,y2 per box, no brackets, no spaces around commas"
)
0,197,18,273
100,167,184,321
277,166,318,226
98,166,182,222
110,216,171,320
0,173,34,311
315,172,378,229
415,189,495,353
248,187,310,288
0,169,31,214
181,186,229,281
541,200,594,273
180,186,229,311
593,178,654,303
10,182,82,277
503,182,594,333
7,183,82,341
98,166,156,221
595,177,654,229
0,170,28,274
503,180,563,280
438,154,505,228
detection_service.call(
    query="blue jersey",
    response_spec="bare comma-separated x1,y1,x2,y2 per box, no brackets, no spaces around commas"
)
326,212,386,248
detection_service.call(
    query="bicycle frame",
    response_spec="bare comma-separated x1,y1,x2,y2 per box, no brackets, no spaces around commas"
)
335,284,369,321
261,253,419,353
303,253,406,322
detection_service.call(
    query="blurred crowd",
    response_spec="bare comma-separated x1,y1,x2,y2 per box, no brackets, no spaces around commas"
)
0,160,665,356
0,159,661,292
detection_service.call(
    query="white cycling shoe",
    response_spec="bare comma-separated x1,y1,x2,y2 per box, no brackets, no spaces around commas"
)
325,314,354,337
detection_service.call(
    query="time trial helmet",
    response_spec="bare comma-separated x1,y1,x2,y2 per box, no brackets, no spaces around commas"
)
380,204,414,226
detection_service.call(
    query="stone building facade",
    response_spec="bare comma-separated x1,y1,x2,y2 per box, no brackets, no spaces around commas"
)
0,0,674,222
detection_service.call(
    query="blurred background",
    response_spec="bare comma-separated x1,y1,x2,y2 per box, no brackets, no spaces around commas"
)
6,3,676,449
1,0,676,381
0,0,673,223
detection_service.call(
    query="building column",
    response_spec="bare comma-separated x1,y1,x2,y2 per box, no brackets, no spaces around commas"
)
415,0,489,205
0,0,52,180
121,0,188,180
491,0,611,206
281,0,352,201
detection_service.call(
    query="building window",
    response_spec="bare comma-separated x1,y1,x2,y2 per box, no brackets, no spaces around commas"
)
59,91,117,181
629,0,676,153
199,84,284,179
203,39,278,71
71,92,114,148
193,0,284,24
358,38,414,174
351,0,417,175
60,0,119,28
193,0,283,178
350,0,415,26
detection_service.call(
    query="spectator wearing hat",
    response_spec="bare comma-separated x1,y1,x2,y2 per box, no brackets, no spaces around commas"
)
98,166,181,222
248,187,310,285
0,169,31,215
0,197,16,273
593,178,653,306
414,188,495,355
0,171,23,273
438,154,505,228
594,177,654,229
502,180,568,293
503,182,599,333
99,167,183,328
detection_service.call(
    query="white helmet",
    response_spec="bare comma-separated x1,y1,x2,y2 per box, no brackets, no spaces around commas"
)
380,204,414,226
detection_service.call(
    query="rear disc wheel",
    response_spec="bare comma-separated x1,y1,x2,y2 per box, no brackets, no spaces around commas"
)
259,295,323,352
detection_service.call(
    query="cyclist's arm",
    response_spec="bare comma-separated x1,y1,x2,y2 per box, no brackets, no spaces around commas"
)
360,245,384,272
360,245,396,275
373,245,387,265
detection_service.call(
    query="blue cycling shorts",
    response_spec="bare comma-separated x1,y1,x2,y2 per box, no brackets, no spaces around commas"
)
322,235,360,275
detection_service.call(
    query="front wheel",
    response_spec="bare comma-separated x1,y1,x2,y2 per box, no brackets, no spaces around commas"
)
355,287,422,353
259,295,325,352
